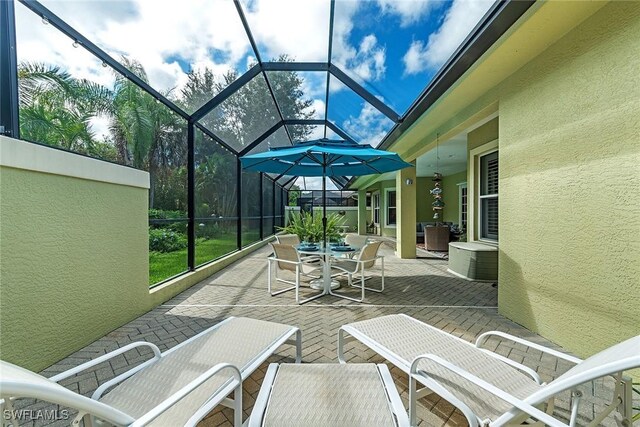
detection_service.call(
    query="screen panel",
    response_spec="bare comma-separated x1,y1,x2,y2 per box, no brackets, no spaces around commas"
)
37,0,256,114
238,0,330,62
199,74,280,153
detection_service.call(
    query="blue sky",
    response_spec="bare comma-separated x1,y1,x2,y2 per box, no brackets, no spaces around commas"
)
15,0,494,188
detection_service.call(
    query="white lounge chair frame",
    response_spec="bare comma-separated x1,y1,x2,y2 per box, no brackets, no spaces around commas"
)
247,363,410,427
1,317,301,427
338,314,637,427
267,243,323,304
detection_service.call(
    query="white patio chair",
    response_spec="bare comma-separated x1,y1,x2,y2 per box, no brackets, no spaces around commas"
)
0,317,301,427
275,234,320,263
338,314,639,427
275,234,300,246
330,240,385,302
332,234,369,259
345,234,369,248
268,243,324,304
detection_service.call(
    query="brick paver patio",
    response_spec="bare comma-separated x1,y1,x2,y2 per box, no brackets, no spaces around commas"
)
21,238,625,426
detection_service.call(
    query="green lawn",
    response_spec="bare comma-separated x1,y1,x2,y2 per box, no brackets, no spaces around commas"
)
149,232,261,286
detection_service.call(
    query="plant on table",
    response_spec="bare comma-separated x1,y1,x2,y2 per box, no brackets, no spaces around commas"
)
278,212,344,243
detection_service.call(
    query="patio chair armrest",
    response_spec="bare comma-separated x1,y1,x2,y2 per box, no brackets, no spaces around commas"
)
475,331,582,365
410,354,568,427
49,342,162,384
476,348,544,385
268,257,302,266
130,363,242,427
356,255,384,264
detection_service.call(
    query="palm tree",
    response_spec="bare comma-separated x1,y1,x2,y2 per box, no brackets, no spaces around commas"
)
17,62,114,157
195,150,237,218
109,57,186,208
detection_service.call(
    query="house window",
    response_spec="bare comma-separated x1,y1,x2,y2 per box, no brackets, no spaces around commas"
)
458,183,468,230
372,192,380,224
479,151,498,241
386,189,397,226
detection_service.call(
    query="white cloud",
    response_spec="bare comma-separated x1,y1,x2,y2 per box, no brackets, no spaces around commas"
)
376,0,437,27
343,103,390,147
307,125,326,140
294,176,338,191
15,4,115,87
403,40,428,75
16,0,343,111
243,0,330,62
16,0,256,96
403,0,494,74
304,99,326,120
296,72,327,119
95,0,253,91
89,115,112,140
331,2,387,86
334,32,386,85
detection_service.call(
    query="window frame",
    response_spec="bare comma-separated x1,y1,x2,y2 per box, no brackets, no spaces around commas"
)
372,191,380,225
384,187,397,228
458,182,468,231
478,149,498,242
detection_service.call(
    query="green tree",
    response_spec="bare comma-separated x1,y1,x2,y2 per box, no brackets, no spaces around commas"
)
109,58,186,209
288,184,301,206
182,56,314,220
181,55,315,151
17,62,116,160
18,56,313,216
195,147,237,218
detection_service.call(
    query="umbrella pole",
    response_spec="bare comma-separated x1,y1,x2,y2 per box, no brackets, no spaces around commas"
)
322,157,327,248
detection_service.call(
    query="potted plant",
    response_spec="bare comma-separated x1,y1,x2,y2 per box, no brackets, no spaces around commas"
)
278,212,344,244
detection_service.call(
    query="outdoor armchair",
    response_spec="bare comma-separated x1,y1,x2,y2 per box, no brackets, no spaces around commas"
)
335,234,370,259
338,314,638,427
331,240,385,302
268,243,324,304
1,317,301,427
275,234,320,263
345,234,369,248
275,234,300,246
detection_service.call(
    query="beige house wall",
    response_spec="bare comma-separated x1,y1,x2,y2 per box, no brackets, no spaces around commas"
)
351,1,640,359
497,1,640,356
0,137,274,370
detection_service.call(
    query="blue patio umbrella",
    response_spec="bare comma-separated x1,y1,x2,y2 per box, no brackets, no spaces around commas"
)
240,138,413,246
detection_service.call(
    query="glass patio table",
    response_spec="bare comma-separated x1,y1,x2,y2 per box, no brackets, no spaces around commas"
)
296,244,361,294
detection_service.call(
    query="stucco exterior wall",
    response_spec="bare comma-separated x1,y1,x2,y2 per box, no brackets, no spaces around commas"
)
416,177,431,222
416,172,466,225
0,137,274,370
364,180,397,237
468,118,499,152
0,137,151,370
311,207,358,232
441,171,466,225
467,119,499,242
498,2,640,356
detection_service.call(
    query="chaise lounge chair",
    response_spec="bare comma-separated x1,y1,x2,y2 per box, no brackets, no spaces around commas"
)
1,317,301,427
248,363,409,427
338,314,638,427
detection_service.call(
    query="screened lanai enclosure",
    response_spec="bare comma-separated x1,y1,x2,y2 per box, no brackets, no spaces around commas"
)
0,0,510,285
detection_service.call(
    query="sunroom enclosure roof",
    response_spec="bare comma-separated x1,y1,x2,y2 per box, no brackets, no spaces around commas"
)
15,0,511,189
